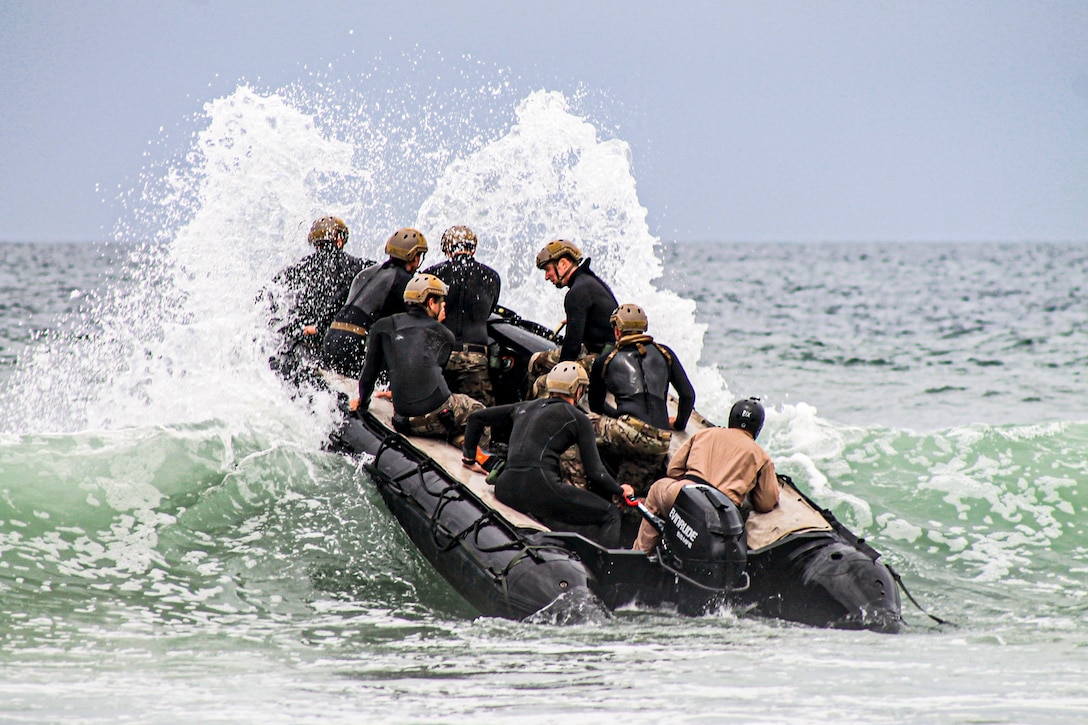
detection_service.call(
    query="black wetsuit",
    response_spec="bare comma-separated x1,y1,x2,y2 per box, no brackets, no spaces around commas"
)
560,258,618,360
357,306,454,417
423,255,501,347
588,337,696,430
265,246,369,375
323,258,414,377
462,398,625,547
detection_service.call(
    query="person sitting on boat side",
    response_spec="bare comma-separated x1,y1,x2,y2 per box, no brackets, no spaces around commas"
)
422,225,502,406
461,362,635,549
352,274,484,443
323,227,428,378
262,215,371,380
587,302,696,495
527,239,618,395
632,398,781,553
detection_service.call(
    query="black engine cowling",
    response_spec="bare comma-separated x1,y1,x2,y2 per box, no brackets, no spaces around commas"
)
662,484,748,590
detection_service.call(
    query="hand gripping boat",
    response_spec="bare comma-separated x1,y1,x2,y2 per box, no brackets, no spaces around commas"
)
324,307,904,632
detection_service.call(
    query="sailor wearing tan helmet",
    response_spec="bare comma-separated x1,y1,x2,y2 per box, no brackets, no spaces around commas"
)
323,227,428,378
353,273,484,444
461,361,635,548
263,215,370,380
587,302,697,495
422,226,502,406
528,239,618,394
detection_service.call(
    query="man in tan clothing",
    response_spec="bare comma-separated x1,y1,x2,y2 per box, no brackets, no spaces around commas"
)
633,398,780,553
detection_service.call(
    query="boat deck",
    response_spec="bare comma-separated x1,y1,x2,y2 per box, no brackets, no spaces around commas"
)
324,371,831,549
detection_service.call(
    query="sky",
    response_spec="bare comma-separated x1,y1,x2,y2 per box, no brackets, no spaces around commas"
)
1,1,1086,244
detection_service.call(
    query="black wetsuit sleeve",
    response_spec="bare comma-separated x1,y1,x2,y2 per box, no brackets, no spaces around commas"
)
356,328,386,411
461,403,518,459
491,267,502,311
665,345,696,430
587,353,619,418
377,265,411,319
561,283,590,361
436,324,454,368
574,410,623,496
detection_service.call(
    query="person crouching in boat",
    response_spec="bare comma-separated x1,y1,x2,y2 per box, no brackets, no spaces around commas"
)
632,398,781,553
323,227,428,378
422,225,502,406
461,362,635,549
587,303,696,496
527,239,618,396
262,216,371,381
351,274,484,445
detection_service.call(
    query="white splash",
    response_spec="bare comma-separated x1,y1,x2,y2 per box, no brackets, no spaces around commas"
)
6,84,724,440
417,90,722,404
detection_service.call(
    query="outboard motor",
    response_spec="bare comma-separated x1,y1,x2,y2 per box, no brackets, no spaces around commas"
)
662,484,748,590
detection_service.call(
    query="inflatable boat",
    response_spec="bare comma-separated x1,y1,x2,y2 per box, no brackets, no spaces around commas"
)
321,307,904,632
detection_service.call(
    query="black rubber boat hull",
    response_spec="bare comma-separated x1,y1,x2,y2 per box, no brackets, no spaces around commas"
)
317,308,904,631
334,407,901,631
335,409,599,620
743,536,902,632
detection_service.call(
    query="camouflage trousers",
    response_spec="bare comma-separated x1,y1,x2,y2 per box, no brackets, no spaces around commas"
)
593,414,672,457
559,415,670,496
559,446,589,490
528,346,597,399
592,413,672,496
403,393,485,447
443,349,494,406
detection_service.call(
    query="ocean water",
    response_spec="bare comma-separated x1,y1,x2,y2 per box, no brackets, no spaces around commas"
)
1,78,1087,723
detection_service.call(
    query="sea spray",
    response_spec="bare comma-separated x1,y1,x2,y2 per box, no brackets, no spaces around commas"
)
1,80,728,636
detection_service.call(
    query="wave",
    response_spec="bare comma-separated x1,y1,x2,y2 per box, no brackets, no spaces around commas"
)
769,406,1087,623
0,422,480,637
2,409,1082,633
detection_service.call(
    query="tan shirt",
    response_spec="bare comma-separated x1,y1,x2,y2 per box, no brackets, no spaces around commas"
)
666,427,780,512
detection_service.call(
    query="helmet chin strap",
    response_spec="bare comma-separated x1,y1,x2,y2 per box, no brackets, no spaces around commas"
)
559,258,578,285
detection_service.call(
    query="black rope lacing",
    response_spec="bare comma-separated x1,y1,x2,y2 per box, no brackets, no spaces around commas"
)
365,418,579,605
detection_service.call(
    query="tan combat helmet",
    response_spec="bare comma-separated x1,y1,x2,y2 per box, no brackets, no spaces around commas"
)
440,225,478,257
535,239,583,269
385,227,428,262
546,361,590,396
308,216,349,247
402,273,448,306
610,303,648,334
